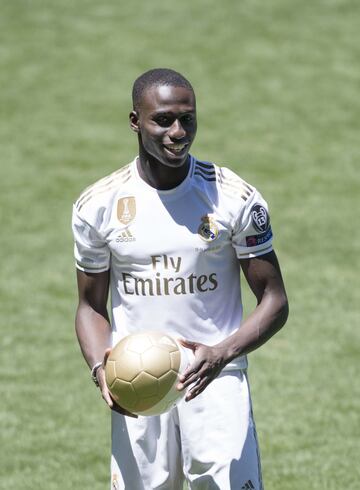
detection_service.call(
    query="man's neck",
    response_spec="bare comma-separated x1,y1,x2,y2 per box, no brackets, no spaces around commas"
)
136,154,190,191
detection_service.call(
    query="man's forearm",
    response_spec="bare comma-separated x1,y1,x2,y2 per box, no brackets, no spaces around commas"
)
75,303,112,369
219,290,289,363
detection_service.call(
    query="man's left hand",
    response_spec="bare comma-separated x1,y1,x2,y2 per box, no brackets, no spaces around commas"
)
176,339,228,401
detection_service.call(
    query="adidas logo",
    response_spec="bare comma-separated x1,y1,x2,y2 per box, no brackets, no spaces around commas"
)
115,229,136,242
241,480,255,490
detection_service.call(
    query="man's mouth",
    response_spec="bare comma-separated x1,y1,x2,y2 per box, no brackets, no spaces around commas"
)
163,143,188,154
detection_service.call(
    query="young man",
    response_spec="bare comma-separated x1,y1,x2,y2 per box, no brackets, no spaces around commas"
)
72,68,288,490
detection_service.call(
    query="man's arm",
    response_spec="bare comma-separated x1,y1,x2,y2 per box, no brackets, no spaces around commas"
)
178,251,289,400
76,269,111,368
223,250,289,357
75,269,137,417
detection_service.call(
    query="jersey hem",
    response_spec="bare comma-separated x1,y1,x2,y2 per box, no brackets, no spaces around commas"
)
236,245,273,260
75,262,110,273
223,356,248,371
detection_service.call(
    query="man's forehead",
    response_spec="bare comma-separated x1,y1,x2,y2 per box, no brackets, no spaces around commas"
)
140,84,196,112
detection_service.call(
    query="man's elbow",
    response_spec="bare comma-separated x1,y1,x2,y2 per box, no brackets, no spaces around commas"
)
277,294,289,329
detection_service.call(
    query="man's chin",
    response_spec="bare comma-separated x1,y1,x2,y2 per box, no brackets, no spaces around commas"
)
161,148,190,167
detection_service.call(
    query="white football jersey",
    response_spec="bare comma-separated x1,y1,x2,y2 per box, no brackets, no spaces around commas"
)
72,156,273,370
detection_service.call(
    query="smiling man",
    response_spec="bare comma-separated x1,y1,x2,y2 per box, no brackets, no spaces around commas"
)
131,75,197,189
72,68,289,490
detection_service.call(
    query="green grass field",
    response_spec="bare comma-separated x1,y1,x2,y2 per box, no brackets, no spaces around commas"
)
1,0,359,488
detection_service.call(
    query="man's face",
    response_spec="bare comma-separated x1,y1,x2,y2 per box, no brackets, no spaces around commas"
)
131,84,197,168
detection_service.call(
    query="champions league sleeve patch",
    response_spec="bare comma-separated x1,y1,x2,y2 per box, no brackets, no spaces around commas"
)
246,228,273,247
245,203,272,247
250,203,270,233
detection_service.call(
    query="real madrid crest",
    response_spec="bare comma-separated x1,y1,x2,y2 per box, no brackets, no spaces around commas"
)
117,196,136,225
198,215,219,242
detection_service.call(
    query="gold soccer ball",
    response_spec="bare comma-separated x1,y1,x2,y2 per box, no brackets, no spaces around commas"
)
105,331,189,416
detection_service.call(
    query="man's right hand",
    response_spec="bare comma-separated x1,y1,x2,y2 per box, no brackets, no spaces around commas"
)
97,348,138,418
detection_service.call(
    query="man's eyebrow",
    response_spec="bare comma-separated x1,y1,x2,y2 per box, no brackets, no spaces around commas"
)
151,109,195,116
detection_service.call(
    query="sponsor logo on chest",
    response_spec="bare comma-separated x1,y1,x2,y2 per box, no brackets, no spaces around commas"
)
122,254,218,296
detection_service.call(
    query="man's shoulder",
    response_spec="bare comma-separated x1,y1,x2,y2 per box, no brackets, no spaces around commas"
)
74,161,134,215
192,158,256,203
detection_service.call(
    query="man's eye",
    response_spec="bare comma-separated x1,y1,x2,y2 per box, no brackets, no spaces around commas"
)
155,116,170,126
181,115,194,123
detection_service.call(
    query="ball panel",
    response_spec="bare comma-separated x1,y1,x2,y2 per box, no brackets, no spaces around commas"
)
155,334,179,352
109,337,127,359
158,369,178,399
110,379,138,410
169,350,181,372
132,371,159,398
126,335,153,354
134,395,164,412
136,373,184,416
141,346,171,377
114,351,142,382
105,359,117,388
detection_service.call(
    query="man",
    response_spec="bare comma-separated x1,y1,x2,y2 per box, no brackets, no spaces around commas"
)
72,68,288,490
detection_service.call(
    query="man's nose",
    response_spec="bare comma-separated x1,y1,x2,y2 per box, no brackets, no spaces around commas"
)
168,119,186,140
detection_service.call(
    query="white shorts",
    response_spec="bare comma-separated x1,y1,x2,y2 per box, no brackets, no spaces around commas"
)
111,370,263,490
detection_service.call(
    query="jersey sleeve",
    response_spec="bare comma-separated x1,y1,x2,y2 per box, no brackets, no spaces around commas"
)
72,204,110,273
232,190,273,259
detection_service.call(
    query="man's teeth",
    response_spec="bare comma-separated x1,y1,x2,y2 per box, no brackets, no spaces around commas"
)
165,144,187,152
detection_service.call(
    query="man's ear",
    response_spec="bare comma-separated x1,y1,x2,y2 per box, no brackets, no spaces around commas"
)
129,110,140,133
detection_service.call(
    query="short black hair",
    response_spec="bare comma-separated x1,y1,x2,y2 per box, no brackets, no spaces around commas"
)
132,68,194,110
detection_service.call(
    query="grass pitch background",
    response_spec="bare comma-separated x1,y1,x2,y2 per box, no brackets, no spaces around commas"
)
1,0,359,488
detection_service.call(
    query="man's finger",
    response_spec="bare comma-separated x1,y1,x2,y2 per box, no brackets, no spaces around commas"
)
185,376,209,401
102,387,114,407
177,372,199,390
178,363,210,390
178,338,201,351
103,348,112,366
179,357,206,380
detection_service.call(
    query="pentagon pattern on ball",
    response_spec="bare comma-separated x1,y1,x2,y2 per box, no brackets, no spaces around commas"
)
110,379,138,409
126,334,153,354
142,346,172,377
115,350,142,382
